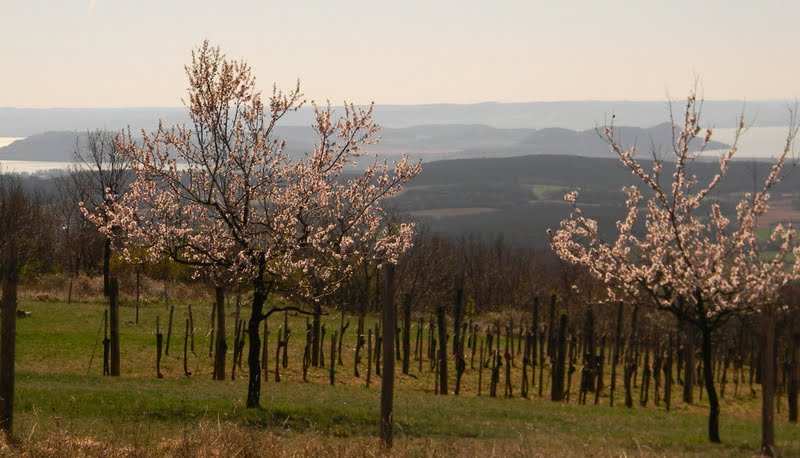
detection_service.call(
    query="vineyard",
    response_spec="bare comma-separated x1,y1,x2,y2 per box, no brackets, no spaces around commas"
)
5,289,799,456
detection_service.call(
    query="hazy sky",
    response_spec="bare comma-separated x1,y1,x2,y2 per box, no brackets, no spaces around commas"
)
2,0,799,108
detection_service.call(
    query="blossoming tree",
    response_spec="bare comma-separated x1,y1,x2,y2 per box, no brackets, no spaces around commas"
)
85,42,420,408
550,92,799,445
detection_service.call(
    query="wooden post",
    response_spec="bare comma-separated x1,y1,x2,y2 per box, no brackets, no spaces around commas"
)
402,294,412,375
665,334,674,411
625,304,639,408
0,242,19,439
165,304,174,356
478,338,484,396
375,323,382,377
135,267,141,325
551,313,568,401
683,320,695,404
102,309,110,376
282,311,290,369
183,318,191,376
761,303,777,457
380,263,396,448
504,348,513,398
274,326,282,383
521,331,530,399
156,316,163,378
595,335,606,405
547,294,557,360
109,278,121,376
303,319,311,382
312,303,322,367
453,285,463,356
355,308,365,377
437,304,448,395
231,319,240,380
188,305,195,354
320,324,326,368
531,297,539,396
453,286,465,395
338,312,348,366
640,347,651,407
366,329,373,388
610,301,623,407
538,307,546,397
330,331,337,386
213,287,227,381
209,300,216,358
262,319,269,383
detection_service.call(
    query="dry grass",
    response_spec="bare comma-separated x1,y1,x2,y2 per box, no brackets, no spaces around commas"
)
0,422,669,458
19,273,211,304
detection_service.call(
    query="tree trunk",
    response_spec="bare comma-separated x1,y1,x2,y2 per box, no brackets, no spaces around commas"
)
246,278,267,408
761,304,776,456
103,237,111,297
701,326,721,443
212,287,227,381
380,263,396,448
109,278,120,376
789,332,799,423
0,243,19,439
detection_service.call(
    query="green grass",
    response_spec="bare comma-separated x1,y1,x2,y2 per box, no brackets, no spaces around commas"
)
6,298,800,456
530,184,568,201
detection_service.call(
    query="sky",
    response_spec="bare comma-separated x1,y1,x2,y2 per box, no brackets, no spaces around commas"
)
1,0,799,108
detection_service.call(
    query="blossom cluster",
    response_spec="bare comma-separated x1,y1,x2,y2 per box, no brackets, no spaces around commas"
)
550,92,800,322
82,42,421,300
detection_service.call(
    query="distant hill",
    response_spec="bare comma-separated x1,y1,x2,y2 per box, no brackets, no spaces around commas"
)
458,122,729,158
0,100,794,136
0,123,729,163
0,132,81,161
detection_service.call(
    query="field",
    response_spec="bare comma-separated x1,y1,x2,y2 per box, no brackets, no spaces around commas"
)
4,295,800,457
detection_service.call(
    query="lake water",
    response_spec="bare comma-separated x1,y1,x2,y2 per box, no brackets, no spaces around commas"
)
711,126,798,159
0,137,24,148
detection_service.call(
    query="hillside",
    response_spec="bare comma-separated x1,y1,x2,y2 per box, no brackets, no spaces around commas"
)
389,154,800,247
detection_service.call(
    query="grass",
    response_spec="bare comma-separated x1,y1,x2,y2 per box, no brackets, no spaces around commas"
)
5,297,800,456
530,184,568,201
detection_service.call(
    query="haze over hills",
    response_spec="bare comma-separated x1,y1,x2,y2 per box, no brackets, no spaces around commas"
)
0,122,729,163
0,99,795,137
